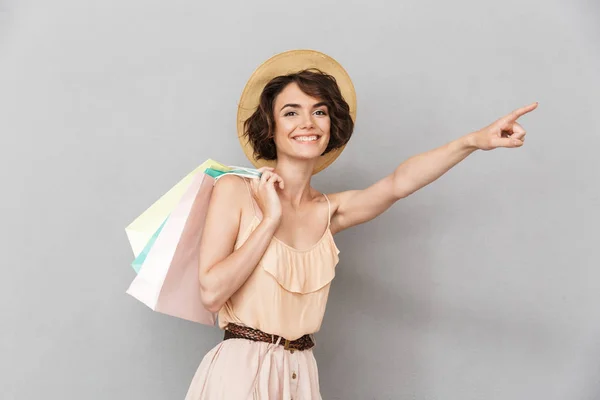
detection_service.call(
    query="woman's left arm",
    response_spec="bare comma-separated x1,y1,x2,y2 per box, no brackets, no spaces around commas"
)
329,102,538,235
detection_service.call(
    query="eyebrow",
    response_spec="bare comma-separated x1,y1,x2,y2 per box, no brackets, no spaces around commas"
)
280,102,328,112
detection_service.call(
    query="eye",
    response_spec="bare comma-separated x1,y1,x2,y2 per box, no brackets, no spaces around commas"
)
314,110,327,116
284,111,297,117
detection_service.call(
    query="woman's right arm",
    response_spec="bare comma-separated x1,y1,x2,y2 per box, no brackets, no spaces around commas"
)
198,172,282,313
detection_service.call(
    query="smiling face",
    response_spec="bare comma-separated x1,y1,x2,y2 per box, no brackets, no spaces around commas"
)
242,69,355,167
272,82,331,162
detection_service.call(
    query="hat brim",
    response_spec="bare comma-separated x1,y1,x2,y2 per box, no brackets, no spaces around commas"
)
237,49,357,175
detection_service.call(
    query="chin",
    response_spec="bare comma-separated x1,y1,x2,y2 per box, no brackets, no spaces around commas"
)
292,147,328,160
276,136,330,162
290,140,328,157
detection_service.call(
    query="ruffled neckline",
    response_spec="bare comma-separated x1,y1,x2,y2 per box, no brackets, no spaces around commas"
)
251,215,335,253
239,216,340,294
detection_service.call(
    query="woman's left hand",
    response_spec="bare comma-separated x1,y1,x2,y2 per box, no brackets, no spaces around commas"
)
470,102,538,151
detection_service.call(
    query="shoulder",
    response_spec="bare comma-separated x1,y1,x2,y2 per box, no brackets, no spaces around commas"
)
311,188,340,223
321,190,346,214
321,190,360,235
213,174,248,191
210,175,249,206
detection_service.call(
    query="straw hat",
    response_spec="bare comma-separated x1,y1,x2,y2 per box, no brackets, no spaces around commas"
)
237,49,357,174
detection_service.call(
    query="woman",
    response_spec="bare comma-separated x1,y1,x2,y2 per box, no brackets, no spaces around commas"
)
185,50,537,399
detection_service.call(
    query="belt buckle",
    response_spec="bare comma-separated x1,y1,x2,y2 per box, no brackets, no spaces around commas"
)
284,339,291,351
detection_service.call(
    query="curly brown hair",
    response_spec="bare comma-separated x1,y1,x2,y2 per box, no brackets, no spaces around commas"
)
243,68,354,161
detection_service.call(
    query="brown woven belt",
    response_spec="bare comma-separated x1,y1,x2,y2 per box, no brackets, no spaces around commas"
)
223,323,314,352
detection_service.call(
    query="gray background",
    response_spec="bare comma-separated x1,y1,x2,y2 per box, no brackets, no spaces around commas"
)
1,0,599,399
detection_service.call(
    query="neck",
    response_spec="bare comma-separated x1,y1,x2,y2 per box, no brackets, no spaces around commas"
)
273,157,317,207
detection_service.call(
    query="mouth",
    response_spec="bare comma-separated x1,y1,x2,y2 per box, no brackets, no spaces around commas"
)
291,134,321,143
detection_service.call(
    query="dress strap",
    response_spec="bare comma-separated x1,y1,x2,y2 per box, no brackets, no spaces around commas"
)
322,193,332,229
242,178,258,218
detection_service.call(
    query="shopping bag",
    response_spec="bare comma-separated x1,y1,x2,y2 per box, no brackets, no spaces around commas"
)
131,216,168,273
204,166,261,180
125,163,261,324
128,164,260,274
125,159,232,260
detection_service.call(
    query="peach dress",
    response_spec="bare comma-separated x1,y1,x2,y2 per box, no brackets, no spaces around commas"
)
184,178,340,400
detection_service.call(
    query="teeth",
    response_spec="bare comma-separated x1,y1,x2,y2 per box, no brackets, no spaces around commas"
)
293,136,318,142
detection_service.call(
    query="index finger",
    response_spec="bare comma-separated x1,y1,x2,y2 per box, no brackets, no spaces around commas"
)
267,173,284,189
507,102,538,121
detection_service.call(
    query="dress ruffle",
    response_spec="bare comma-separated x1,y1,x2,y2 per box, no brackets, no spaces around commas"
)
260,231,339,294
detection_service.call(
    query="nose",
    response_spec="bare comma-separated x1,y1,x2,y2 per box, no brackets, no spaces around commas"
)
299,113,315,130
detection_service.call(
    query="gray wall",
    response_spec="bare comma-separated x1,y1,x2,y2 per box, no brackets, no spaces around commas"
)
2,0,599,399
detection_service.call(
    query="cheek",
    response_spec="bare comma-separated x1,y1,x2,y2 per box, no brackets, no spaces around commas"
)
272,119,292,147
319,120,332,149
274,117,295,136
319,118,331,137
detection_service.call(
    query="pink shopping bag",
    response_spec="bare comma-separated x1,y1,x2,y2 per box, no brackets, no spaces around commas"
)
126,171,217,324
